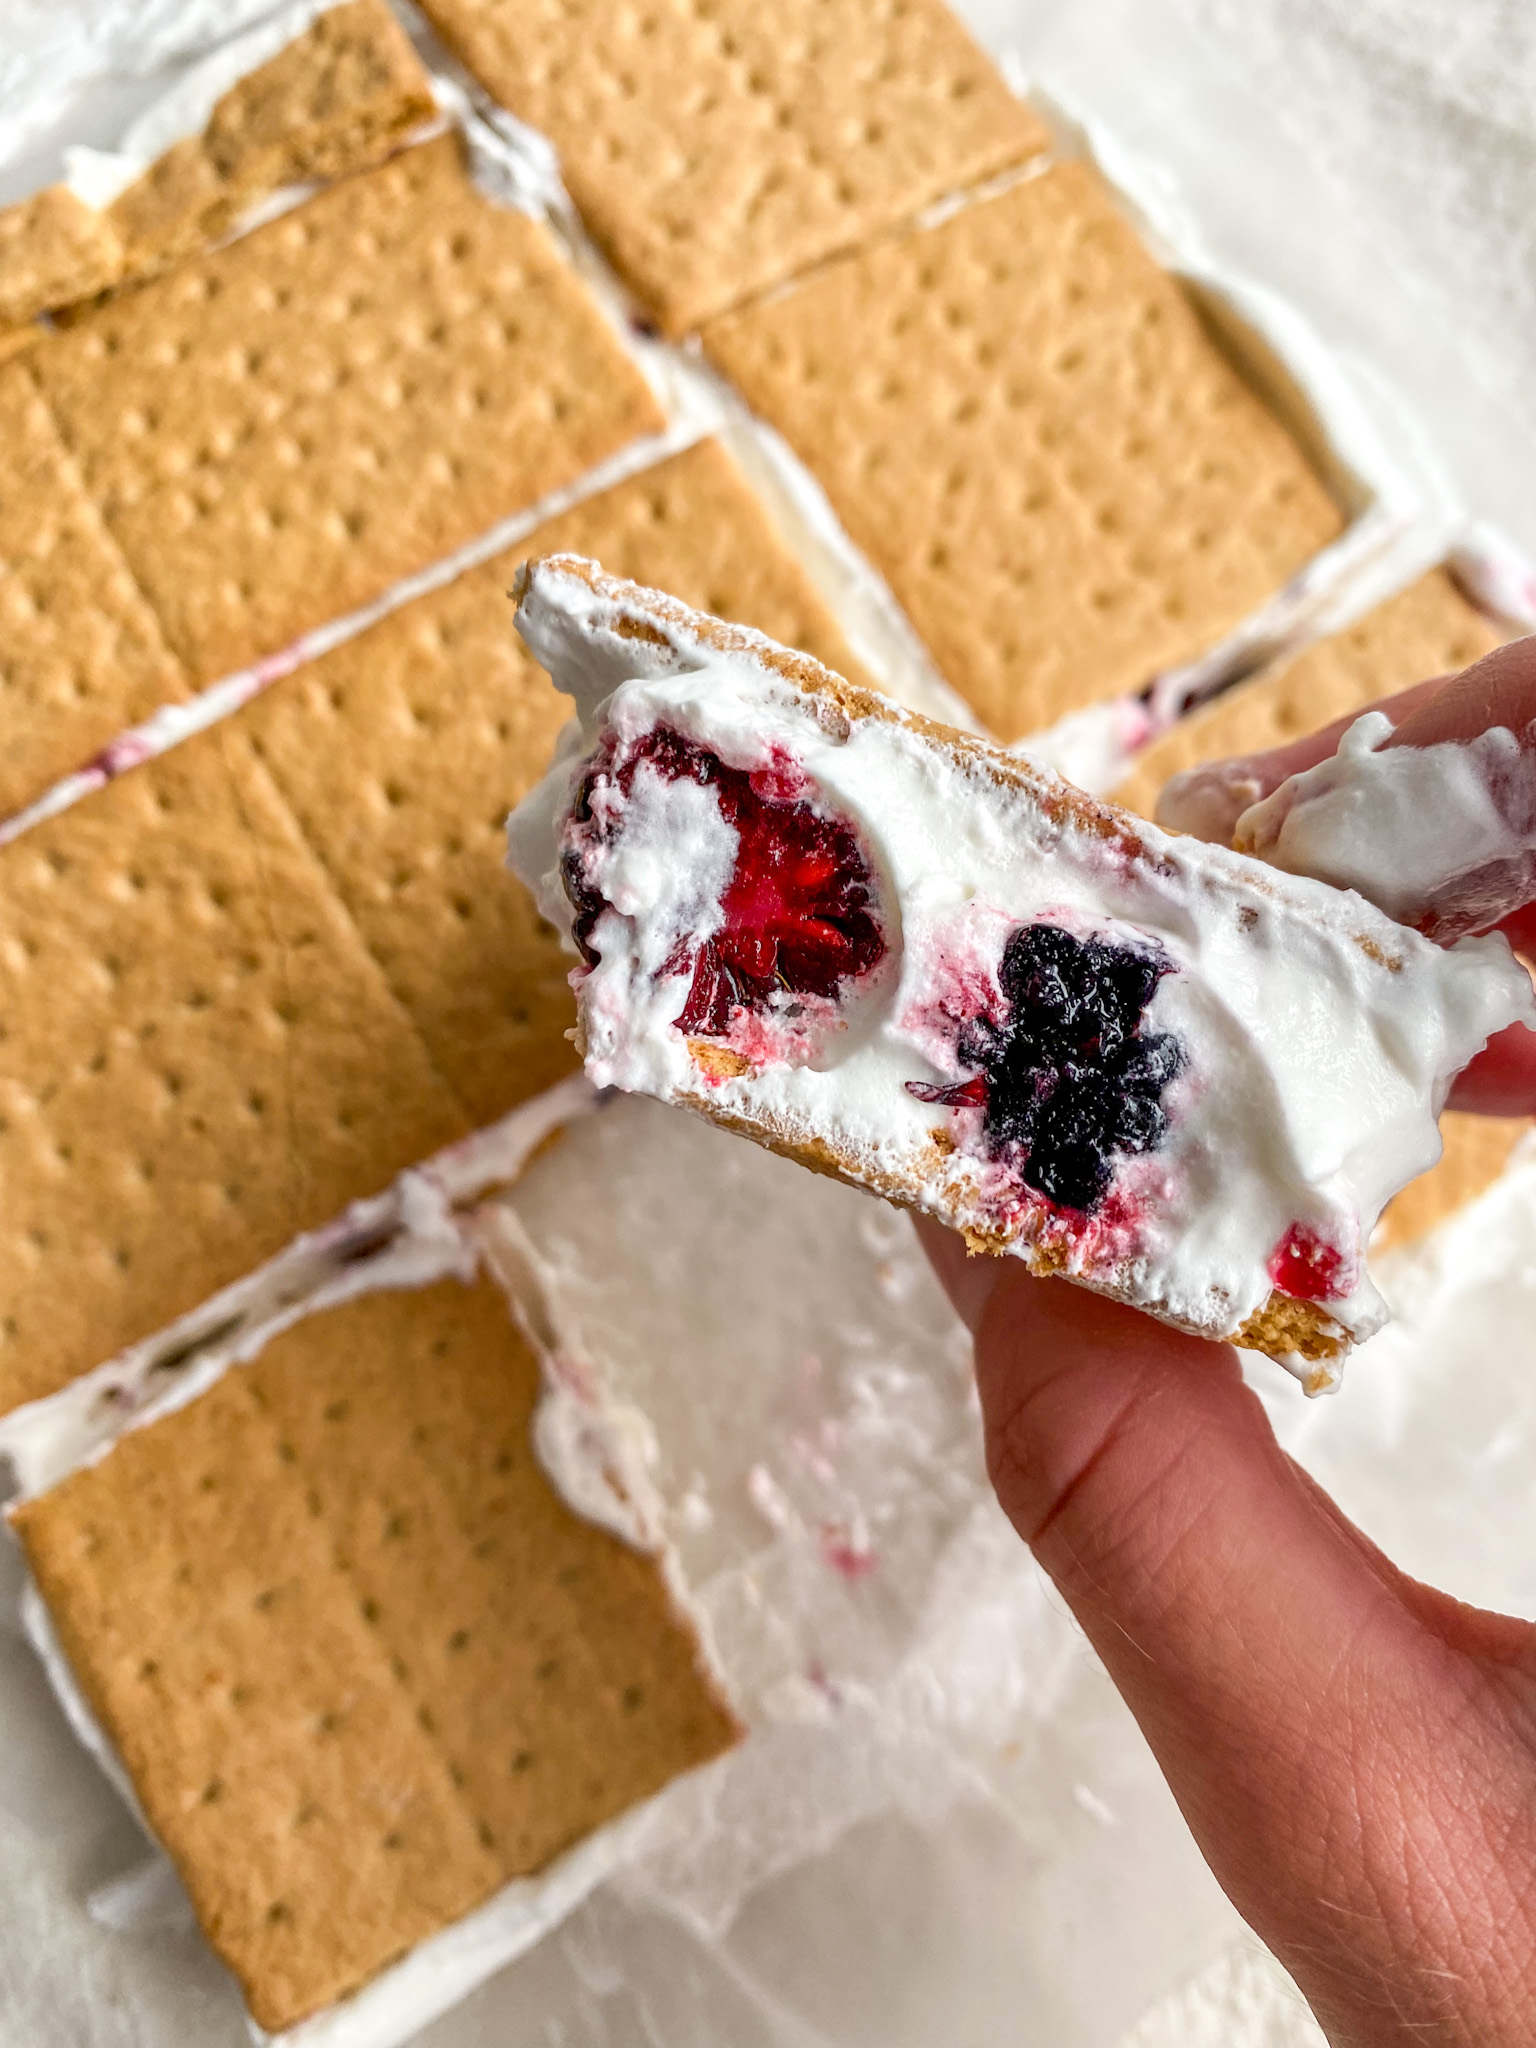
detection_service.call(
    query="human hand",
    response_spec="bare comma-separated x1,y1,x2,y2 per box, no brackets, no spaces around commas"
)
1155,634,1536,1112
920,1216,1536,2048
917,636,1536,2045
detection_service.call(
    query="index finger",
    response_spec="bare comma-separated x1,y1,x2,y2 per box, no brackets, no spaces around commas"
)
1153,671,1451,842
1155,633,1536,846
1386,633,1536,750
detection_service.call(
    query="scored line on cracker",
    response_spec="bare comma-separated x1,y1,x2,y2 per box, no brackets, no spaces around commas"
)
0,359,196,818
26,132,664,688
416,0,1051,336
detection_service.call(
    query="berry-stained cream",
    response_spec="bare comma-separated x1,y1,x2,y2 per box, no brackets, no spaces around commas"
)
508,558,1535,1383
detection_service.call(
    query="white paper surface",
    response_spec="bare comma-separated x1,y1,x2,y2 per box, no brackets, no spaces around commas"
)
3,4,1536,2046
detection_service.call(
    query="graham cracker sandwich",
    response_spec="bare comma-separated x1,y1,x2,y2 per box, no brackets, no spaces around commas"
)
9,1269,740,2035
508,560,1533,1382
1114,566,1528,1250
0,438,862,1417
417,0,1049,335
1,1063,1020,2041
700,160,1345,743
0,721,470,1420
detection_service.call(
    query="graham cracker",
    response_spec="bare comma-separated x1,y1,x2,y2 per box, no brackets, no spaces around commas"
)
701,160,1344,741
417,0,1048,336
0,184,122,338
205,0,436,195
31,132,663,685
0,722,468,1417
107,0,436,281
0,358,192,817
1114,566,1504,818
1375,1112,1531,1252
12,1276,739,2032
102,136,233,285
241,436,868,1126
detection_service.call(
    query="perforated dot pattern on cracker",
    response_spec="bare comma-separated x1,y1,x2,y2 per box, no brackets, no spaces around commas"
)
0,725,468,1415
1114,566,1503,819
30,133,663,686
702,161,1344,741
241,436,868,1127
12,1277,739,2032
0,359,191,816
417,0,1048,335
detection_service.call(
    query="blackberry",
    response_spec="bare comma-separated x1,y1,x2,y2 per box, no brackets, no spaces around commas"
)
911,922,1184,1214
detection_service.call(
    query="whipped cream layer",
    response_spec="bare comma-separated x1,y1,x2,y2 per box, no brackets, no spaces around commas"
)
508,559,1535,1367
1234,710,1536,942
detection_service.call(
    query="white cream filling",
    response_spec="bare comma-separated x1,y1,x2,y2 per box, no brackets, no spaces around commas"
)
1234,710,1536,939
573,747,738,1091
508,569,1536,1359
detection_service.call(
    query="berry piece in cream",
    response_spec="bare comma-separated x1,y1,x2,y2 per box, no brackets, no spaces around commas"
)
562,726,886,1045
1267,1222,1357,1305
910,922,1184,1214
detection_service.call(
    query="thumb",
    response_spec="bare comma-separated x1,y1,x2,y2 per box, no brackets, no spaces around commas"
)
918,1219,1536,2040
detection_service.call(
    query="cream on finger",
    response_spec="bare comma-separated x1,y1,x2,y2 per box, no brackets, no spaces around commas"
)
1234,711,1536,942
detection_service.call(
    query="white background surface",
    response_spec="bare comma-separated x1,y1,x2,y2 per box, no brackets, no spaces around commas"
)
3,2,1536,2043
